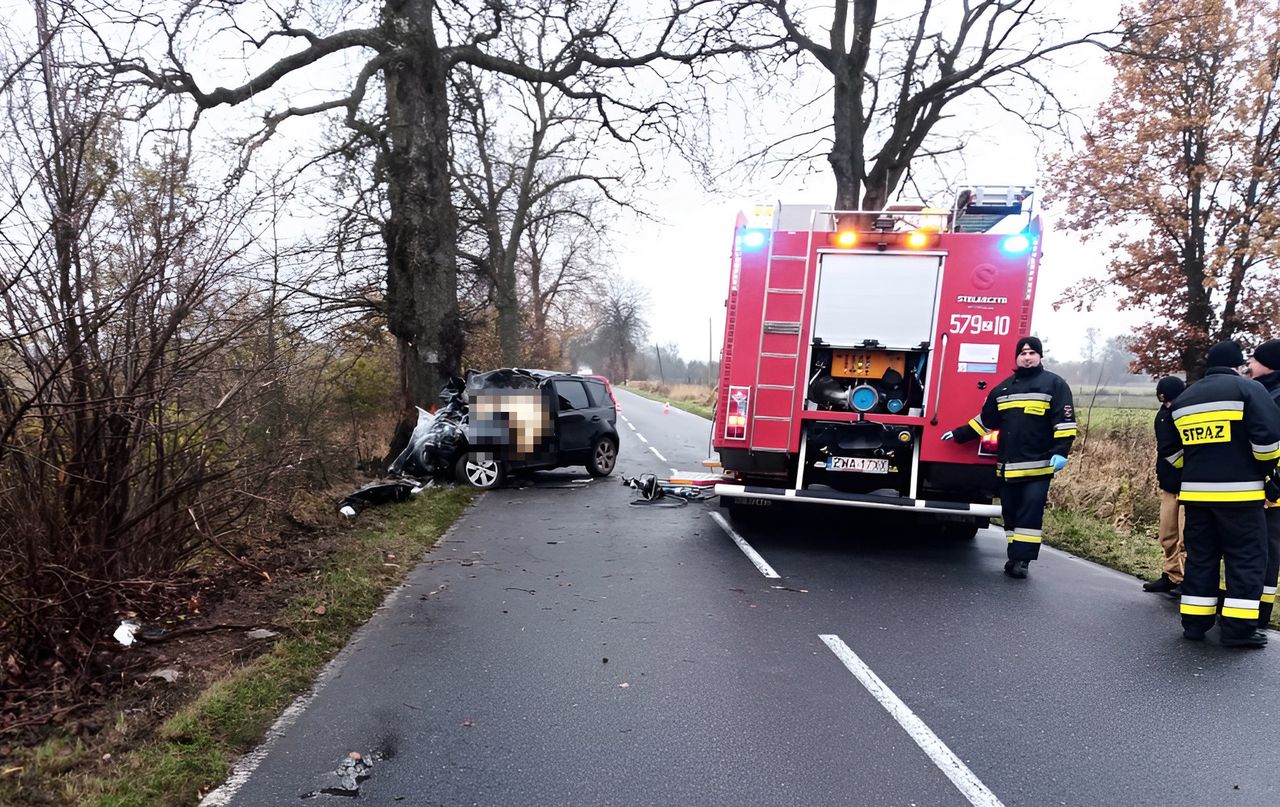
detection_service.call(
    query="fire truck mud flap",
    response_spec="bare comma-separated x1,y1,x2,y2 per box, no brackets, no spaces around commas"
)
714,483,1001,518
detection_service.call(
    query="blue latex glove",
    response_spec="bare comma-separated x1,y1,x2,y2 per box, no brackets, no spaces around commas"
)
1050,454,1068,472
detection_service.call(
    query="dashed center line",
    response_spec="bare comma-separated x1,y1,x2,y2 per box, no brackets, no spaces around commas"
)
637,433,649,443
820,634,1005,807
648,446,668,462
709,512,780,578
627,421,636,431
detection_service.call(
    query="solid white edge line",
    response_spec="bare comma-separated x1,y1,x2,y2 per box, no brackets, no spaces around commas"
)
709,511,780,579
649,445,668,462
819,634,1005,807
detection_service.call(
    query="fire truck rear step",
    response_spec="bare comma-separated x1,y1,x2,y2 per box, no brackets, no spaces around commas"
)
715,483,1001,518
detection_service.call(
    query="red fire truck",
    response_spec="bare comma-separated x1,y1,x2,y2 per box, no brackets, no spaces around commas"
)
712,187,1042,536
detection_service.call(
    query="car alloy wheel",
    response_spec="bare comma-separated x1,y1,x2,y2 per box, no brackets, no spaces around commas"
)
456,453,506,489
588,437,617,477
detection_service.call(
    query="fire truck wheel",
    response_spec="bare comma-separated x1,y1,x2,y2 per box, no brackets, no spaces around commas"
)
455,452,507,489
587,436,618,477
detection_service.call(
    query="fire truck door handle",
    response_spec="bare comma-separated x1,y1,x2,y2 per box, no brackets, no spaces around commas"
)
930,333,948,426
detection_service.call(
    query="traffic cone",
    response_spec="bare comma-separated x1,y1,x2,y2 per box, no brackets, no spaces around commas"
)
663,402,670,415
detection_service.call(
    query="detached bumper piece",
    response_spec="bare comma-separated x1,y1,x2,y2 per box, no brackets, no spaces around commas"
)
714,483,1001,518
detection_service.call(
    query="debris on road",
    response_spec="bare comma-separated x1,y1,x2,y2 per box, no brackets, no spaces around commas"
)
622,472,721,507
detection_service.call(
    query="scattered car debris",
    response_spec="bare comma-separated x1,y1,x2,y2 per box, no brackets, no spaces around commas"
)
146,668,181,683
622,473,720,507
245,628,279,640
113,620,139,647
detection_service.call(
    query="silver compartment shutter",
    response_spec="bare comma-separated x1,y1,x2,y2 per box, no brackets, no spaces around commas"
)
812,253,942,349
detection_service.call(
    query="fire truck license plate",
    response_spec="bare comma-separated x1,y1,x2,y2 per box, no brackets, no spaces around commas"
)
827,456,889,473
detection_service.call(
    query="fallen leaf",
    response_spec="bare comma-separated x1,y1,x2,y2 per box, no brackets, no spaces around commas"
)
314,605,327,615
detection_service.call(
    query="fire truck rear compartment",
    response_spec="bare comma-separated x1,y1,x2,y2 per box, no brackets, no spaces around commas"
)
804,421,911,494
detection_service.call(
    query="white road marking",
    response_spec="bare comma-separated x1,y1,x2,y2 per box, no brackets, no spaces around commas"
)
670,467,678,476
620,413,629,423
819,634,1005,807
637,433,649,443
627,421,636,431
649,446,668,462
709,511,780,578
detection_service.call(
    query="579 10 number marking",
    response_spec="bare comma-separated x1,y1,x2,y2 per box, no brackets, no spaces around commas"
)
949,314,1010,336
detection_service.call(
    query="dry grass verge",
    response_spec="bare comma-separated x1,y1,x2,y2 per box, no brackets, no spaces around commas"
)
621,382,715,419
0,486,474,806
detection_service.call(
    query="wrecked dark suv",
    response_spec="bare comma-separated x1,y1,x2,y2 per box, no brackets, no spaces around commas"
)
388,368,620,490
457,369,619,488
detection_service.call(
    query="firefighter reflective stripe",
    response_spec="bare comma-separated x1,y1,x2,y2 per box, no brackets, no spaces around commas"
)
998,393,1051,413
997,393,1053,404
1165,449,1184,467
1179,480,1266,502
1054,421,1078,439
1171,400,1245,423
1263,586,1278,604
968,416,989,435
1222,597,1261,620
1180,595,1219,616
1251,439,1280,461
1008,528,1042,544
1001,459,1054,478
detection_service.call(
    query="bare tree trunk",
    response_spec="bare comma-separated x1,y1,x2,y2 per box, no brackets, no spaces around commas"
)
383,1,462,415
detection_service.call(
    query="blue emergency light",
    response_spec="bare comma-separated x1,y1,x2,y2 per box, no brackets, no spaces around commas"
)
1001,234,1031,254
741,229,769,249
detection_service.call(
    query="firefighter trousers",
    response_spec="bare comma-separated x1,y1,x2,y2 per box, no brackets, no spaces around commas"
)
1000,477,1051,562
1180,504,1267,639
1261,507,1280,627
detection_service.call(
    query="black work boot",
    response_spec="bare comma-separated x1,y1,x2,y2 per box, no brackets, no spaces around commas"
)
1004,560,1029,579
1182,627,1207,641
1143,574,1177,593
1221,631,1268,649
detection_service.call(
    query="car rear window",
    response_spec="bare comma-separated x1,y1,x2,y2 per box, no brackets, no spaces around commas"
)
553,379,591,411
583,379,611,408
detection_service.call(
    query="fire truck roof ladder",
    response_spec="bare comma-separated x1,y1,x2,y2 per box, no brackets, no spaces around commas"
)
953,185,1033,233
748,206,817,451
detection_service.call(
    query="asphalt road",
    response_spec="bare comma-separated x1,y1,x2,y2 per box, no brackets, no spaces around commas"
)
207,388,1280,807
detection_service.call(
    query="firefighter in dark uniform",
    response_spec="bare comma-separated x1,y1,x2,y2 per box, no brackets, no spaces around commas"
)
943,336,1076,579
1169,340,1280,647
1245,339,1280,625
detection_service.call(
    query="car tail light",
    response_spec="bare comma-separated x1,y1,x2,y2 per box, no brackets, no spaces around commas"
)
978,429,999,457
725,386,750,440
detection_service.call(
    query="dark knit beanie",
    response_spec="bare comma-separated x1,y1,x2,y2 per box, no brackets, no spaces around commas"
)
1252,339,1280,372
1155,376,1185,402
1206,340,1245,369
1015,336,1043,357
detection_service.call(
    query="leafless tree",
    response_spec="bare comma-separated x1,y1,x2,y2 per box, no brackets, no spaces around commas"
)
451,55,633,366
0,5,316,705
733,1,1124,211
90,0,779,427
577,276,649,380
520,197,612,368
